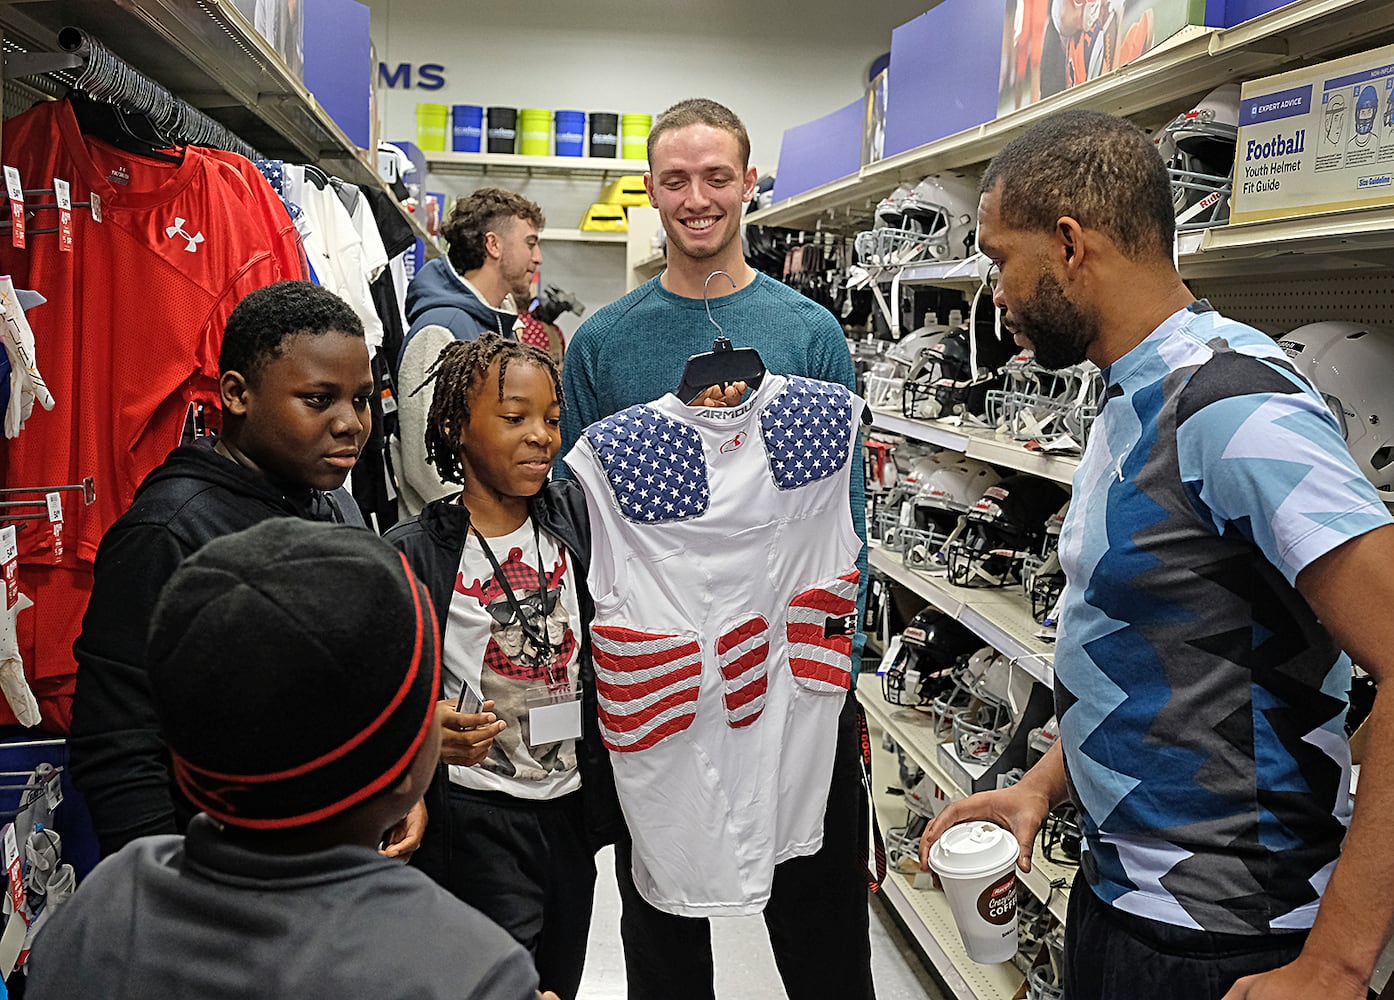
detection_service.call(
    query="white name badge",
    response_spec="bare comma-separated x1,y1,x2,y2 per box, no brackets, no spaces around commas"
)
525,685,583,746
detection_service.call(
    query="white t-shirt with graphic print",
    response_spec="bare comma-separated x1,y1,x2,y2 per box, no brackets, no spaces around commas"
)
444,517,582,800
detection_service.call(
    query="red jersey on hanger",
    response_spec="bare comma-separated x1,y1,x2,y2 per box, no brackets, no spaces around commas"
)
0,98,301,729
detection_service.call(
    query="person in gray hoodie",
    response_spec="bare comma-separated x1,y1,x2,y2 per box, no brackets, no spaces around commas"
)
394,188,545,515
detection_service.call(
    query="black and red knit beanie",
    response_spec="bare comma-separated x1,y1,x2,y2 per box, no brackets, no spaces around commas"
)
146,519,440,830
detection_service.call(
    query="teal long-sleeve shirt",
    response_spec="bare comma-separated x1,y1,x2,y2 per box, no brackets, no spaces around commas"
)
556,272,869,677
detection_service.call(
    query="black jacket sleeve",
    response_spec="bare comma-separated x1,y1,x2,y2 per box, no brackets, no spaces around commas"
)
68,523,192,856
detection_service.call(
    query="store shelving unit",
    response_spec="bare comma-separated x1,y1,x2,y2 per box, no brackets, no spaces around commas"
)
0,0,436,250
868,547,1055,685
863,679,1074,927
747,0,1394,239
541,228,628,245
866,717,1028,1000
425,150,649,179
868,411,1081,487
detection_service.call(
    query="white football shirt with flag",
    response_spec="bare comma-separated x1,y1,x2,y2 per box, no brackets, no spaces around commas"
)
565,373,865,916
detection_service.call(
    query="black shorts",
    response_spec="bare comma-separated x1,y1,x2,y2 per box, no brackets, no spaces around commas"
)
1064,877,1308,1000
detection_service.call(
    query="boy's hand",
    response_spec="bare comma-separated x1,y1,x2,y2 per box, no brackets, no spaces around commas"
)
437,698,504,767
379,799,427,861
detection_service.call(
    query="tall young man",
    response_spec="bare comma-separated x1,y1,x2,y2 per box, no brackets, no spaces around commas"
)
68,282,403,857
922,110,1394,1000
396,188,545,514
558,98,874,1000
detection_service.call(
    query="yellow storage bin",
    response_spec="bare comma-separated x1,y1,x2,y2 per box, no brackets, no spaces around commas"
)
600,175,650,208
579,203,628,232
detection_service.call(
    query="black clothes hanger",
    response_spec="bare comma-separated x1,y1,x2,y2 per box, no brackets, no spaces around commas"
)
676,271,767,404
303,164,330,190
67,91,183,165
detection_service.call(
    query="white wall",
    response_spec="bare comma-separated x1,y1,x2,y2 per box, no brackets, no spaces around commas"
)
366,0,937,318
366,0,934,173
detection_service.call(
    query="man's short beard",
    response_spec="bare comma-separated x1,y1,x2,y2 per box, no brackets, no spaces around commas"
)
1018,271,1095,370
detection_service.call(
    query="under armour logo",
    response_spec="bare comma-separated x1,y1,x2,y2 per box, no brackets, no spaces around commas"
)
822,613,857,638
165,217,205,252
719,432,747,454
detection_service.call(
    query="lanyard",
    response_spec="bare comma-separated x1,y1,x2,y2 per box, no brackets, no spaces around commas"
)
472,518,554,664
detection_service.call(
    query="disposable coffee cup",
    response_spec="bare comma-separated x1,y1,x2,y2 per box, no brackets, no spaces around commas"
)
927,820,1020,964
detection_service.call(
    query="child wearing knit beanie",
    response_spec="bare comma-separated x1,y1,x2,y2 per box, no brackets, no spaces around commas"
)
26,520,555,1000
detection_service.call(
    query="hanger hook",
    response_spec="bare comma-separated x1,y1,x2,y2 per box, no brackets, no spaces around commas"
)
703,270,737,340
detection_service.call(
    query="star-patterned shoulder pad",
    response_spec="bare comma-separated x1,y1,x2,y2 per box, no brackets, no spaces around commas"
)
759,377,854,491
584,405,710,523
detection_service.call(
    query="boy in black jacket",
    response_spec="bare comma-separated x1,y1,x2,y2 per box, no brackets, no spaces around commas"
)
68,281,400,857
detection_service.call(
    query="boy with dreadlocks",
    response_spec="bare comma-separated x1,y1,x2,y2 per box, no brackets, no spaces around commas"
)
385,332,620,999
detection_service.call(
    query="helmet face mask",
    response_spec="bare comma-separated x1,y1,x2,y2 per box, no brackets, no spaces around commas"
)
1155,84,1239,231
987,356,1102,451
1039,802,1082,866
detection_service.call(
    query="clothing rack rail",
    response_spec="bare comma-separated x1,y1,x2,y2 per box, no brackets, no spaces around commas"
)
56,27,260,160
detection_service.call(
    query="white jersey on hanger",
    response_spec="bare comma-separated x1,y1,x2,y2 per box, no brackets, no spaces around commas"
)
565,373,865,916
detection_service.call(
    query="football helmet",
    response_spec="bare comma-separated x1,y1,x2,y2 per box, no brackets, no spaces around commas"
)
898,172,979,264
950,650,1018,765
901,459,1003,570
1355,85,1379,137
902,320,1012,421
985,351,1038,432
925,645,999,735
1154,84,1240,231
944,475,1072,589
1017,893,1055,962
866,326,948,413
989,358,1102,450
884,811,929,874
1281,321,1394,501
1022,501,1069,622
881,607,982,708
856,182,925,268
1039,802,1082,866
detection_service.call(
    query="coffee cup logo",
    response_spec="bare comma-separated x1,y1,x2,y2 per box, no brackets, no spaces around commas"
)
976,870,1017,926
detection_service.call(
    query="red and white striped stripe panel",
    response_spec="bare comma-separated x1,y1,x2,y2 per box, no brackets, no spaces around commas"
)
716,615,770,729
786,570,859,693
590,625,702,753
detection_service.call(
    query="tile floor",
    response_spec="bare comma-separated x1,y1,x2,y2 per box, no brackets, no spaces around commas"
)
577,846,948,999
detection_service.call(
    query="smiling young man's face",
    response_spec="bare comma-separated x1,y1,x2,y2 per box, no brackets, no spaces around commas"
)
645,123,757,266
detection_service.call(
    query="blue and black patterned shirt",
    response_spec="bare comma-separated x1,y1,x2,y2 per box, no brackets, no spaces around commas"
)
1056,302,1391,934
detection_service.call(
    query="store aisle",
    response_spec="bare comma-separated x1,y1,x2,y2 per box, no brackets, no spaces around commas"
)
577,846,947,1000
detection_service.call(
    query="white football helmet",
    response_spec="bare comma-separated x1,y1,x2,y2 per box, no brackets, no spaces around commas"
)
1154,84,1240,231
901,458,1004,571
1281,321,1394,500
949,650,1024,766
866,326,948,413
898,172,979,264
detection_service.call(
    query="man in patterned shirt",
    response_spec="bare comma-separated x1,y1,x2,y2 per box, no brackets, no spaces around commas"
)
922,109,1394,1000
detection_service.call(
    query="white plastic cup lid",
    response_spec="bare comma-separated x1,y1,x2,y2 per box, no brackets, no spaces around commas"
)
928,821,1019,878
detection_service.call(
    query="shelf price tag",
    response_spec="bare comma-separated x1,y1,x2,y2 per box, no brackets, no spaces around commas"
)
46,492,63,562
4,166,25,249
89,191,102,223
54,177,73,252
1,525,17,611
